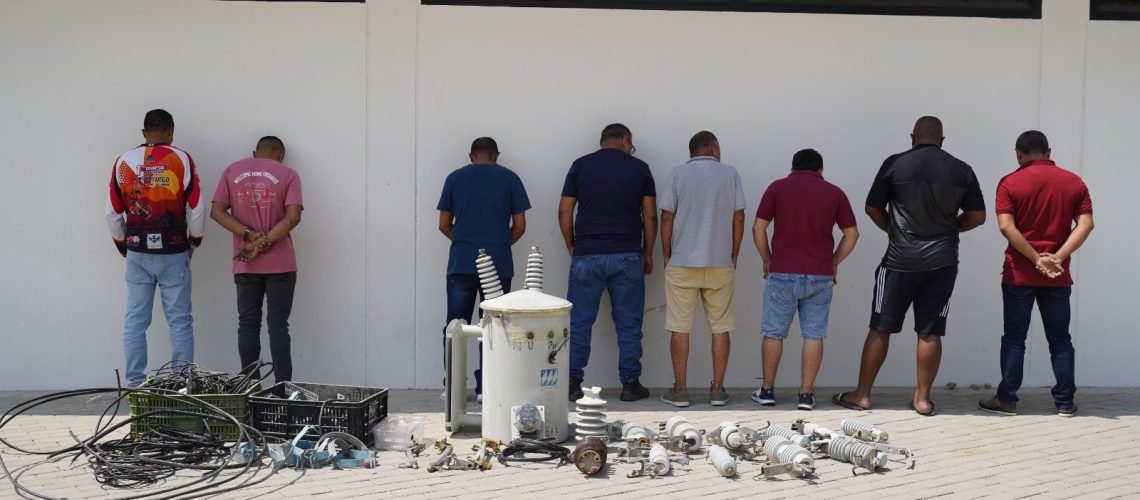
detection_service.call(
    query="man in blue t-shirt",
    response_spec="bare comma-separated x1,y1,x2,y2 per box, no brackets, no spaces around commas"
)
437,137,531,401
558,123,657,402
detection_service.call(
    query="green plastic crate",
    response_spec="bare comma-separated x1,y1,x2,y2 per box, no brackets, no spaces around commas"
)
127,381,260,442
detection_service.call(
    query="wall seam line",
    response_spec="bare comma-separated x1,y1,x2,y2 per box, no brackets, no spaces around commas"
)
362,1,370,385
1074,10,1090,340
413,2,421,388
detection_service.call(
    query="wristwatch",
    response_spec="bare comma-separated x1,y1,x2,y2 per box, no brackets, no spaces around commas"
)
242,227,254,242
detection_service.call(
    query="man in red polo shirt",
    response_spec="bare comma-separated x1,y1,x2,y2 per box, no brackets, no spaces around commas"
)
751,149,859,410
979,130,1094,417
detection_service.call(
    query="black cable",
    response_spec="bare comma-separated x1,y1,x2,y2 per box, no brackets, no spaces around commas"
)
498,438,572,465
0,385,279,500
142,362,270,395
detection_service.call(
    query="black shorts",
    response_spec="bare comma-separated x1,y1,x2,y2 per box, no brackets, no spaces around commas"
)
869,265,957,336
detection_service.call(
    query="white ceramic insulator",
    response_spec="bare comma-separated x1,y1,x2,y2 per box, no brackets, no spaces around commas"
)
575,387,608,442
805,423,838,439
708,446,737,477
763,436,815,475
475,250,504,299
841,418,889,443
622,422,655,444
666,416,703,450
762,424,813,449
648,444,671,475
827,436,885,471
524,247,544,292
718,422,742,449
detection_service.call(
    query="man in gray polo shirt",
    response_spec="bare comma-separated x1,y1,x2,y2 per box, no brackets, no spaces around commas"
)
659,131,746,407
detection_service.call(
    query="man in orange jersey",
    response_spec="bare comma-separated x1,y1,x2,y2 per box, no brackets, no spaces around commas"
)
105,109,206,387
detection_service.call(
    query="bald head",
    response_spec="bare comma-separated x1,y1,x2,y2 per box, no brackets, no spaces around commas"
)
911,116,944,146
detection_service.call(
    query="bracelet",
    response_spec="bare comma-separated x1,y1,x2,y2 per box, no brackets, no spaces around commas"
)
242,227,253,242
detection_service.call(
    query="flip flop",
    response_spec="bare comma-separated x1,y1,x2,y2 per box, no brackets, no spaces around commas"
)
910,400,936,416
831,391,868,411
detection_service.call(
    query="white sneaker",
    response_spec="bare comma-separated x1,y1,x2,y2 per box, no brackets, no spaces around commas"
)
440,390,446,401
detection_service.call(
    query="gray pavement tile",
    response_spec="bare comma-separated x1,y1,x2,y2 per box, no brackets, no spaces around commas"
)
0,387,1138,498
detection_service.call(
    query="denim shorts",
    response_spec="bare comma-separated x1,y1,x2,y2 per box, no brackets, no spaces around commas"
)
761,273,833,340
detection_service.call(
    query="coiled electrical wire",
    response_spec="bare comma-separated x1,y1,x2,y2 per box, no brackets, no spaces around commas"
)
143,361,273,394
0,369,281,499
497,438,572,465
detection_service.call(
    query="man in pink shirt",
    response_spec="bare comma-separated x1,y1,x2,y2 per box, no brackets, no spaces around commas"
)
210,136,304,381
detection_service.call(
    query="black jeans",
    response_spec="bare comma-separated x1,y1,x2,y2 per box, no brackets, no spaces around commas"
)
236,272,297,382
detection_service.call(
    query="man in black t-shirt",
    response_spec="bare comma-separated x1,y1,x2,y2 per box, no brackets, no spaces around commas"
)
833,116,986,416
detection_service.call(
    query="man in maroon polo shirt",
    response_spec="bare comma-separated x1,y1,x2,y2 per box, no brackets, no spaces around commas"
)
979,130,1094,418
751,149,859,410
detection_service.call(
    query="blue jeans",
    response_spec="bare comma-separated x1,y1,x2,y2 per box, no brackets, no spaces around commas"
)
123,251,194,387
444,274,512,394
761,273,834,340
996,285,1075,408
568,252,645,384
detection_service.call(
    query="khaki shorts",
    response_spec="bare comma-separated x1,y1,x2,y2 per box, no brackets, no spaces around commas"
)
664,265,736,333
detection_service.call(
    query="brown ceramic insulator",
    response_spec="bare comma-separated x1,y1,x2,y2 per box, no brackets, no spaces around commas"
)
571,436,607,476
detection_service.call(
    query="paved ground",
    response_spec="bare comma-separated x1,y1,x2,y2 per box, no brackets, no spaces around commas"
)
1,386,1138,499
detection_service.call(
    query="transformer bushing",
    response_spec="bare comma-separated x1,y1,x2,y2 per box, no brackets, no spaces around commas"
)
759,436,815,478
524,247,544,292
475,249,504,299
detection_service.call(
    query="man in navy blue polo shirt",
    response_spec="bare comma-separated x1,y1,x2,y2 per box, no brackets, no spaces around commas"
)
438,137,530,401
559,123,657,402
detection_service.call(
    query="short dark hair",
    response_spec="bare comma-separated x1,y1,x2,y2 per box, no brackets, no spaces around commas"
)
912,115,944,143
143,109,174,131
791,148,823,171
470,137,499,156
256,135,285,153
1015,130,1050,155
688,131,718,156
600,123,632,144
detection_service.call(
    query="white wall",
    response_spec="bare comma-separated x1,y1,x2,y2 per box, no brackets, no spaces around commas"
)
0,0,1135,390
0,0,369,387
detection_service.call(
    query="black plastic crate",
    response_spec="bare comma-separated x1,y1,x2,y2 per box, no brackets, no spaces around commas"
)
249,382,388,445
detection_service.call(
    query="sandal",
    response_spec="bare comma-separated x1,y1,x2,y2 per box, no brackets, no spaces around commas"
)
910,400,936,416
831,391,868,411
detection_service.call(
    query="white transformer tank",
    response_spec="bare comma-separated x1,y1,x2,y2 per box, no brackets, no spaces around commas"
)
479,289,572,442
445,262,573,443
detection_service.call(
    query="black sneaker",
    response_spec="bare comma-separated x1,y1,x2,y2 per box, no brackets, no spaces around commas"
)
978,397,1018,416
1057,404,1079,417
797,392,815,411
569,378,584,401
620,380,650,402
